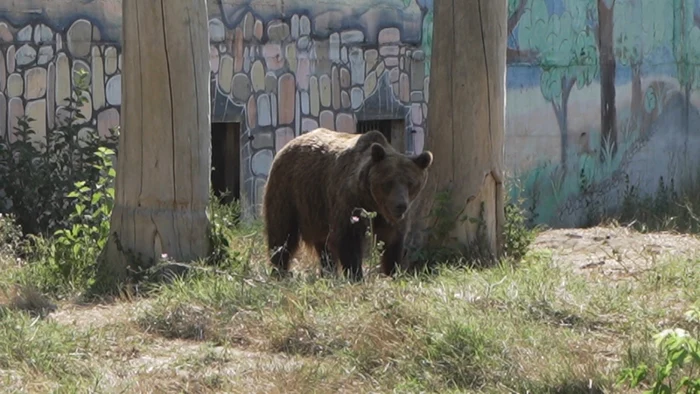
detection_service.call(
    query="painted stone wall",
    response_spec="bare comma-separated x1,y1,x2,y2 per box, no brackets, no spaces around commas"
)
0,0,431,218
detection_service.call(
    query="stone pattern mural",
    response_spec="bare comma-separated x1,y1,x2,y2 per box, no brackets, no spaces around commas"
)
0,19,122,145
0,0,431,219
207,12,429,215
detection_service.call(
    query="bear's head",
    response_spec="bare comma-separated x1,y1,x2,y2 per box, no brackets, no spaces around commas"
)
367,142,434,223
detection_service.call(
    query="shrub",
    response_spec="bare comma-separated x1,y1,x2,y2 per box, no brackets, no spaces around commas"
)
0,69,119,237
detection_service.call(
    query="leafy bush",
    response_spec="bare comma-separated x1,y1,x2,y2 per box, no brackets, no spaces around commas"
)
618,305,700,393
0,69,119,237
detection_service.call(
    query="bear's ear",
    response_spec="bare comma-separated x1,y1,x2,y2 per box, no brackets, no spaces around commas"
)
413,151,433,170
371,143,386,162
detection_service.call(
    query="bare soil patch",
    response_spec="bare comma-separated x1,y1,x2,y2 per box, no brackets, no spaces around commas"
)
533,225,700,279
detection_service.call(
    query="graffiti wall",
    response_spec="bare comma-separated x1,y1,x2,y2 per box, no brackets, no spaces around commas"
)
507,0,700,227
2,0,700,228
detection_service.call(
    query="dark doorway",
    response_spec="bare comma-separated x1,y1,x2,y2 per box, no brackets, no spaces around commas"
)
356,118,406,153
211,122,241,204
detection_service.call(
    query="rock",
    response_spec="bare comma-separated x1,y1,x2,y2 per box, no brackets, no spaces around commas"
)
319,110,334,130
379,28,401,45
424,76,429,102
34,24,53,45
209,18,225,42
243,12,255,40
329,33,340,62
17,26,32,42
270,92,278,126
319,74,331,108
400,56,405,70
376,61,385,78
385,57,398,67
332,66,341,110
106,74,121,106
411,91,424,102
92,47,105,110
0,51,5,92
411,58,425,90
301,118,318,133
243,47,251,72
15,44,37,66
47,63,55,129
251,149,273,177
412,50,425,61
365,49,378,74
251,60,265,92
103,47,117,76
252,132,274,149
351,87,363,110
247,95,257,128
300,15,311,36
399,73,410,103
26,99,46,142
55,53,70,106
6,46,15,73
254,19,263,40
413,127,424,153
92,25,101,43
275,127,295,152
234,28,244,72
263,44,283,70
231,73,252,102
257,94,271,126
296,36,311,50
264,73,277,94
309,76,320,116
291,15,300,39
210,45,219,73
341,91,350,109
295,91,301,134
55,33,62,51
336,113,355,133
97,108,120,138
67,19,92,58
7,73,23,97
286,43,297,72
218,54,233,94
301,90,310,115
37,46,53,65
267,21,290,41
341,46,348,63
363,71,377,97
313,41,331,75
349,48,364,86
340,67,350,88
296,58,309,90
0,94,5,138
389,67,400,83
380,45,400,57
72,59,91,83
278,73,295,124
411,103,423,125
0,22,12,42
7,97,23,141
341,30,365,45
24,67,46,100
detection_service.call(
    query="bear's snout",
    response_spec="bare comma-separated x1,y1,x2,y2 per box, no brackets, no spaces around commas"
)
393,202,408,218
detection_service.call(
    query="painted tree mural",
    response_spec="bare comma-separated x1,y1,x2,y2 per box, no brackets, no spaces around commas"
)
508,0,538,64
614,0,672,133
673,0,700,135
518,0,598,168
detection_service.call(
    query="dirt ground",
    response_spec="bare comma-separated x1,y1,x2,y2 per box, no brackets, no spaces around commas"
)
534,225,700,279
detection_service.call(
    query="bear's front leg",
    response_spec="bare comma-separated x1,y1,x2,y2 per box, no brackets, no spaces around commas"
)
379,232,405,277
336,223,365,282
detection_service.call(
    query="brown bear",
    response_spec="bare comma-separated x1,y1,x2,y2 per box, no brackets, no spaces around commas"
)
262,127,433,281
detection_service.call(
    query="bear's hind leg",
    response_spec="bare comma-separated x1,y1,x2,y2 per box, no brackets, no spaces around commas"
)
265,206,300,279
315,242,336,278
336,226,365,282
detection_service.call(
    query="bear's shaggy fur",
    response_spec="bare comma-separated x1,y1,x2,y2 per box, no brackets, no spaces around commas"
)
262,127,434,281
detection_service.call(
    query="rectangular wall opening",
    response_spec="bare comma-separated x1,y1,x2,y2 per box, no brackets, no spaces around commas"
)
356,118,406,153
211,122,241,204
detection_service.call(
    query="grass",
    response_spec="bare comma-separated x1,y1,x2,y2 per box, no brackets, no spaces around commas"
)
0,217,697,393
